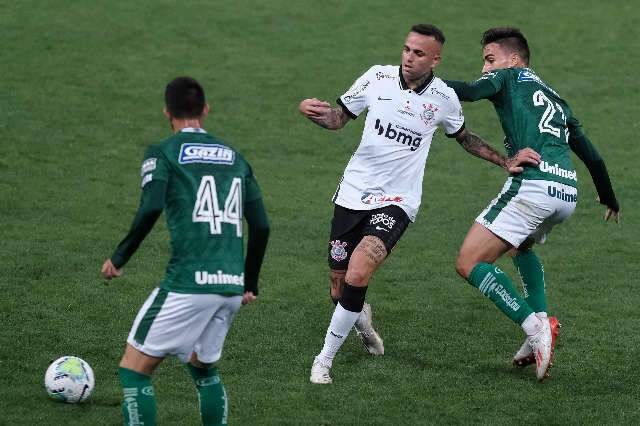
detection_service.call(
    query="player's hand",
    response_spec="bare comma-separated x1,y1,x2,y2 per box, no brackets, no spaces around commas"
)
242,291,257,305
505,148,541,173
299,98,331,119
596,196,620,223
101,258,122,280
604,207,620,223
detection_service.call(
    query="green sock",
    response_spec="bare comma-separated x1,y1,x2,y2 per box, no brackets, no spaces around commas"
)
119,367,156,426
187,364,228,426
468,263,534,325
513,250,547,313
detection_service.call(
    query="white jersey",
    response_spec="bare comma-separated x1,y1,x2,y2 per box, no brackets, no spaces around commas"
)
334,65,465,221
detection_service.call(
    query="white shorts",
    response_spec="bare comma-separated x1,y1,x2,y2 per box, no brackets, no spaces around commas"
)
127,288,242,363
476,178,577,247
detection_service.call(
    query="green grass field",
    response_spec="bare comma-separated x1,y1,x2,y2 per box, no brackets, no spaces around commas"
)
1,1,638,424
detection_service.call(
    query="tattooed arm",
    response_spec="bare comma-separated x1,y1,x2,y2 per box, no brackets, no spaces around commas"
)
455,128,541,173
299,98,351,130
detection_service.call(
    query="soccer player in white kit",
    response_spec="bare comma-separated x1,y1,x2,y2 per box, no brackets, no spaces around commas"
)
299,24,541,384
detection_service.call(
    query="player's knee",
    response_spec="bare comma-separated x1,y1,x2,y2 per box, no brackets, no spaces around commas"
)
345,265,372,286
455,255,475,280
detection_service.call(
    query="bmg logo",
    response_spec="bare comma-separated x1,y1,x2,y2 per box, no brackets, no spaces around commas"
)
374,119,422,151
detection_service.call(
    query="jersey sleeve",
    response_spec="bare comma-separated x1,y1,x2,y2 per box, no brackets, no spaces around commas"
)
444,69,505,102
440,91,466,138
565,106,619,212
336,66,375,119
140,145,170,188
244,164,263,203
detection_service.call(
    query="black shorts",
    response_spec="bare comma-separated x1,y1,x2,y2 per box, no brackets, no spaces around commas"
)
328,204,410,270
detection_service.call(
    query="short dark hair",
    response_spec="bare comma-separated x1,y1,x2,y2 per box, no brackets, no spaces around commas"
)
481,27,530,64
410,24,445,44
164,76,206,119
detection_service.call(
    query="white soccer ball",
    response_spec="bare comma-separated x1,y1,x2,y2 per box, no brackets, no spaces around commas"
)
44,356,95,403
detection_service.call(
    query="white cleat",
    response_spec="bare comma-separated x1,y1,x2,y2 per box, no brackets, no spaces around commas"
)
528,317,552,382
354,303,384,355
514,316,561,368
310,357,332,384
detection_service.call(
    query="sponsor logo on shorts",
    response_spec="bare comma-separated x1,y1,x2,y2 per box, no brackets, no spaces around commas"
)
179,144,235,165
361,192,403,206
195,271,244,286
374,118,422,151
370,213,396,229
140,158,157,176
196,376,221,386
330,240,348,262
547,185,577,203
539,161,577,181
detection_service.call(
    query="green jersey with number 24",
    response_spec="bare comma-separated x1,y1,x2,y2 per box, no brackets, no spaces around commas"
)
141,129,262,295
480,68,580,187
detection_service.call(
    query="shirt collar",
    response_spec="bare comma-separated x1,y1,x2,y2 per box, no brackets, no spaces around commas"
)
180,127,207,134
398,66,435,94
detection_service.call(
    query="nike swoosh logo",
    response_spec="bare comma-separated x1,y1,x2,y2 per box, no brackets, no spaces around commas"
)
375,226,389,232
378,97,392,101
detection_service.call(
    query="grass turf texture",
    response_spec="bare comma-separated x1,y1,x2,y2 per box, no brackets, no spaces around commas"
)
1,0,638,424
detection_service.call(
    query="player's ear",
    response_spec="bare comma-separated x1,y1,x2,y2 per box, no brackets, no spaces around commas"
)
163,107,171,119
509,53,520,67
202,103,210,117
431,53,441,69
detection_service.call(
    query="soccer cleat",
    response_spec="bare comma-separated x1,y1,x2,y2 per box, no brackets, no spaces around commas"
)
513,316,561,368
528,317,553,382
354,303,385,355
310,357,332,384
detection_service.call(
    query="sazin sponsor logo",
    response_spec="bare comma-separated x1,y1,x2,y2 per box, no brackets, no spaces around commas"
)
374,118,422,151
195,271,244,286
539,161,577,181
179,144,235,165
547,185,577,203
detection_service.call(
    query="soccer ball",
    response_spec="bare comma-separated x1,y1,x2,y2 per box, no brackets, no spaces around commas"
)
44,356,95,403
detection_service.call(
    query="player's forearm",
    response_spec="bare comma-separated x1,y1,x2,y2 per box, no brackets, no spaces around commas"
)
444,79,498,102
111,181,166,268
456,130,507,169
307,107,350,130
569,133,619,211
244,198,270,295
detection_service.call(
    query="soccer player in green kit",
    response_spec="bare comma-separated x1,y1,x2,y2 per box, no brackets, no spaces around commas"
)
445,28,620,382
101,77,270,425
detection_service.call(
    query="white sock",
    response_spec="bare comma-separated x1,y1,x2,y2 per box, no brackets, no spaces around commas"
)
521,312,543,336
317,303,360,366
535,311,548,319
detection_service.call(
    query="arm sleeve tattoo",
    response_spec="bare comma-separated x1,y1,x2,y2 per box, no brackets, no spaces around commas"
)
456,130,506,169
309,107,351,130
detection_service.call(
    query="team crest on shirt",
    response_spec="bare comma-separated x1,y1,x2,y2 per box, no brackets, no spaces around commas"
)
420,103,439,126
330,240,348,262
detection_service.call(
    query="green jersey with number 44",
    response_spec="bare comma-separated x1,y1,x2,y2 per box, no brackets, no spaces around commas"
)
141,129,262,295
462,68,581,187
